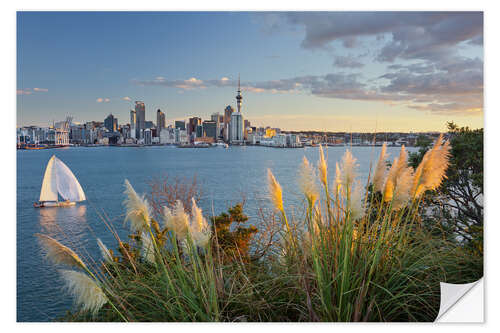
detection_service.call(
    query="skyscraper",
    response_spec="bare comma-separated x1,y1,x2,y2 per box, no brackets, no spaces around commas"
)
223,105,234,142
130,110,136,139
157,109,166,137
230,77,244,143
135,101,145,139
104,114,116,132
175,120,186,130
188,117,202,137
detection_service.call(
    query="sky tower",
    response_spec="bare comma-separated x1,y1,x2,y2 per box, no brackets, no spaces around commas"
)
236,74,242,113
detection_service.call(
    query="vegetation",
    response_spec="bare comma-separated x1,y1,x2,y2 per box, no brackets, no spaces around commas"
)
38,132,482,322
409,122,483,257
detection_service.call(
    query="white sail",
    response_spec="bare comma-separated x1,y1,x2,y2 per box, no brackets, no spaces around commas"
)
39,156,58,201
39,155,86,202
53,156,86,202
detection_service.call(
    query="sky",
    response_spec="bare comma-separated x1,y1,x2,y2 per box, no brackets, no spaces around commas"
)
17,11,483,132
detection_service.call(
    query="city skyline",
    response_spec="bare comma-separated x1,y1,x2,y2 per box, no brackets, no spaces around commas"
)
17,12,483,132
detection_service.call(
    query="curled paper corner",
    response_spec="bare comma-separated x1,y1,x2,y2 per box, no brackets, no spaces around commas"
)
435,278,483,322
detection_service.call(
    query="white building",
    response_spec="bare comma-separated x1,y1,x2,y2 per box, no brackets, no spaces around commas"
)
230,77,244,144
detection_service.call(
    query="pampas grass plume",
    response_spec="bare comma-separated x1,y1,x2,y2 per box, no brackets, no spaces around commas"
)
59,269,107,316
97,238,113,263
299,156,319,205
318,145,328,186
372,143,388,193
123,179,151,233
36,233,86,269
268,169,284,212
164,200,190,240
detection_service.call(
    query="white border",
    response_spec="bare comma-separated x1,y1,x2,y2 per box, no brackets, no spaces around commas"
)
3,0,498,331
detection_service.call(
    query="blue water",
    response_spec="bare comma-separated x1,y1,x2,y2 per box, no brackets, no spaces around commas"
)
16,145,415,321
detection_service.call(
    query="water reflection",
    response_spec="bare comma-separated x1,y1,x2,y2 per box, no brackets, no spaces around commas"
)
38,204,88,254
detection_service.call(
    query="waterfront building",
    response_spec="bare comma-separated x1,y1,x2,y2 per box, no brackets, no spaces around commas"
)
135,101,145,139
157,109,166,136
144,128,152,145
188,117,202,136
230,78,244,143
145,120,155,129
55,117,71,146
104,114,116,132
202,120,217,139
160,127,175,144
223,105,234,142
175,120,186,130
195,124,203,138
130,110,136,139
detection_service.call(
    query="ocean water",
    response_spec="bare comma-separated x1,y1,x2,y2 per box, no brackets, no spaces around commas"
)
16,145,416,322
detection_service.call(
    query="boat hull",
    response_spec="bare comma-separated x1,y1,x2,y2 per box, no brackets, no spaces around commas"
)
34,201,76,208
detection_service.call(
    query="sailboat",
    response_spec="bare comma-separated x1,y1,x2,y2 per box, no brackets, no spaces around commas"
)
34,155,86,208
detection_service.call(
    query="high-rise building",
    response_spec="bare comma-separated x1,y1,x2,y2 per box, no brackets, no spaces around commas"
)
130,110,136,139
188,117,202,136
175,120,186,130
104,114,116,132
157,109,166,137
144,128,152,145
135,101,145,139
230,78,244,143
223,106,234,142
203,120,217,139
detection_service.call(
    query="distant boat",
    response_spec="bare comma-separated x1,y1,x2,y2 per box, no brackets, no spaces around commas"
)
34,155,86,208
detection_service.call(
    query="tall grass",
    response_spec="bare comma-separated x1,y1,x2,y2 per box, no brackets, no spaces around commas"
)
37,135,481,322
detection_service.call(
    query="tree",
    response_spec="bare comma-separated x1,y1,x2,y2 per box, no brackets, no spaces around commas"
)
409,122,483,255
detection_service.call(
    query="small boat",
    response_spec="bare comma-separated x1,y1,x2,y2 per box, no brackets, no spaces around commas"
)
34,155,86,208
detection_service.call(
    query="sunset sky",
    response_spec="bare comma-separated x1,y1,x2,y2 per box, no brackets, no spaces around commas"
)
17,11,483,132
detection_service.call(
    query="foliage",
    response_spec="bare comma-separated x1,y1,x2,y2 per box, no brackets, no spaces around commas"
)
210,204,258,263
41,141,482,322
409,122,483,256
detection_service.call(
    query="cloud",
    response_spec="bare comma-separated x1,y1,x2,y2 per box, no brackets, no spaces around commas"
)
262,12,482,63
123,96,131,101
17,87,49,95
96,98,111,103
333,56,364,68
134,53,482,116
17,89,32,95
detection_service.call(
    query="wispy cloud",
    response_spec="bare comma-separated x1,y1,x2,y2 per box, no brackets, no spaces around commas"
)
17,89,32,95
133,64,482,115
96,98,111,103
17,87,49,95
123,96,131,101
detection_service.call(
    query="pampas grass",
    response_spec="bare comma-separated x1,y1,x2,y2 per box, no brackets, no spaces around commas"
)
163,200,190,240
97,239,113,263
372,143,388,193
299,156,319,205
59,270,107,316
318,145,328,186
36,234,86,269
339,149,358,189
267,169,284,213
123,179,151,233
412,135,451,198
140,232,155,264
189,198,211,248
